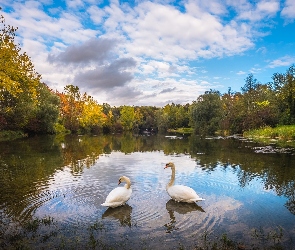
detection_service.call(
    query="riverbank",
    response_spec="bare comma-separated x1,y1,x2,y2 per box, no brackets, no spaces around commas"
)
243,125,295,147
0,130,27,141
167,127,194,134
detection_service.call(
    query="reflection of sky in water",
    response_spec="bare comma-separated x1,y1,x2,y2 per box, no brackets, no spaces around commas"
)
34,151,295,247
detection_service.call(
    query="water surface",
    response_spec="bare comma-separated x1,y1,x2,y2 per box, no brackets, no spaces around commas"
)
0,134,294,249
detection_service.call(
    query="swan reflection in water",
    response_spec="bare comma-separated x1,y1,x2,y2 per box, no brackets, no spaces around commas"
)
164,199,205,233
102,204,132,227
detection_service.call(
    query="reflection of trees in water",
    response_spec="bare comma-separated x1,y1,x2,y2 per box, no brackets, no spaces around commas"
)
164,199,205,233
102,204,132,227
187,135,295,215
57,135,106,174
285,197,295,215
1,133,295,223
0,136,63,223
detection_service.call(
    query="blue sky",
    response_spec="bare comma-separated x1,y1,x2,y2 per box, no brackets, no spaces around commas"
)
1,0,295,106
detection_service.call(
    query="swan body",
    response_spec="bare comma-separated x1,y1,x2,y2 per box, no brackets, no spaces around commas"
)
101,176,132,208
164,162,204,203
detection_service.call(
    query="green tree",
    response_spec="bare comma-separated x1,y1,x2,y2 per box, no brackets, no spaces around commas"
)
271,65,295,124
25,84,60,134
138,106,158,132
155,108,169,132
120,106,135,131
190,90,223,136
237,74,279,131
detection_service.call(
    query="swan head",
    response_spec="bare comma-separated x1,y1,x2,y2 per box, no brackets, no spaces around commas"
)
164,162,175,169
118,176,128,185
118,176,131,189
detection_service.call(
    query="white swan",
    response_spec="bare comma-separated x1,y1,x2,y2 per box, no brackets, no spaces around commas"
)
164,162,205,203
101,176,132,208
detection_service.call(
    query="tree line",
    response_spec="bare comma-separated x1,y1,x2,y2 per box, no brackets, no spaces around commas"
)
1,11,295,136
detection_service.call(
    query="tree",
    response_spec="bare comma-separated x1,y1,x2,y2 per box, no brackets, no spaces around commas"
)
271,65,295,124
120,106,135,131
25,84,60,134
0,11,59,133
235,74,279,131
138,106,158,132
79,93,106,133
241,74,258,93
58,85,83,133
190,90,223,136
102,103,114,133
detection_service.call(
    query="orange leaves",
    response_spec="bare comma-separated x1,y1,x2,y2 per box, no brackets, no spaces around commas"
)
57,86,109,132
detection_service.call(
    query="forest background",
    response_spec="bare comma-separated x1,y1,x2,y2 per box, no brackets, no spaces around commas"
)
1,11,295,140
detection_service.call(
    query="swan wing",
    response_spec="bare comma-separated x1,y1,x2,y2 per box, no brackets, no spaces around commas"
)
168,185,204,203
102,187,132,207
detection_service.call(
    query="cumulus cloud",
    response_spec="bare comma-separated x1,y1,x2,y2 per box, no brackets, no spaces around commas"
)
281,0,295,20
48,38,117,64
237,0,279,21
74,58,137,89
119,1,254,61
47,37,137,93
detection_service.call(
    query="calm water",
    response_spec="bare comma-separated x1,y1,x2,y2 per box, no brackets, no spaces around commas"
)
0,133,295,249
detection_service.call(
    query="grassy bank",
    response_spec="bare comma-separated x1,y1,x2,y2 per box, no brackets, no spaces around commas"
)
167,127,194,134
243,125,295,146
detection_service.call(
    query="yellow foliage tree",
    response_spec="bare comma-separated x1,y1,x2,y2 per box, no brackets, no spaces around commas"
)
80,93,107,131
0,10,42,129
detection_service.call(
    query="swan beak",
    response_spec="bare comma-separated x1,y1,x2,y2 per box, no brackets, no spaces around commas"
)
118,180,121,185
164,164,169,169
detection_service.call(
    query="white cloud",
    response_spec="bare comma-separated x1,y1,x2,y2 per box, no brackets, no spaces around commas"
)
237,71,246,75
66,0,85,9
281,0,295,20
1,0,291,106
267,56,295,68
238,0,279,22
105,1,254,62
87,5,106,24
249,67,262,74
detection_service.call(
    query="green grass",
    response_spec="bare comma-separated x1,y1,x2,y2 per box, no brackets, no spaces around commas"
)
243,125,295,146
167,127,194,134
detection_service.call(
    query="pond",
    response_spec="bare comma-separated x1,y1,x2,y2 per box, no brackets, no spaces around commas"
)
0,133,295,249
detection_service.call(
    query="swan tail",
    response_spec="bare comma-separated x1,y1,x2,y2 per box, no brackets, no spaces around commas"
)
101,203,110,207
192,198,205,202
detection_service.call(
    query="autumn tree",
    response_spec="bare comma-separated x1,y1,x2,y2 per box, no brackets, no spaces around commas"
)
57,85,82,133
0,11,59,133
102,103,114,133
79,93,106,133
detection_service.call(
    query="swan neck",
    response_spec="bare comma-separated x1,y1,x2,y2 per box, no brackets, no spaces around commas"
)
167,166,175,188
124,178,131,189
